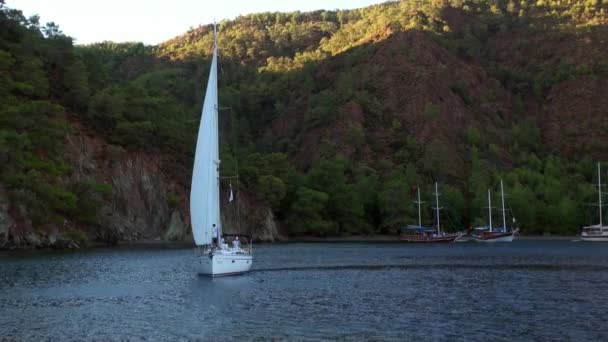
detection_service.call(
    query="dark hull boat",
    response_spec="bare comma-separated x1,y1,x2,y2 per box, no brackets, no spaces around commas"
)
401,226,463,243
400,183,464,243
472,229,517,242
470,180,518,243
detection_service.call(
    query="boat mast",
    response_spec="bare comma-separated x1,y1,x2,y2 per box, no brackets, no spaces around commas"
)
417,186,422,227
435,182,441,235
598,162,603,227
501,179,506,232
213,22,222,245
488,189,493,232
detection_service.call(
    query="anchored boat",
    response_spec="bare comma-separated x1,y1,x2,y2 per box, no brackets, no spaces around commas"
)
400,183,464,243
580,162,608,242
472,180,518,242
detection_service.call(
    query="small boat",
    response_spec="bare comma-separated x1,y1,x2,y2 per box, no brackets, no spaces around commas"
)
581,162,608,242
191,24,253,276
472,180,518,242
400,183,464,243
472,227,516,242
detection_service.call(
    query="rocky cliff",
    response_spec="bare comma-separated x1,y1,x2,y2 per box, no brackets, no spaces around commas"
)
0,122,282,249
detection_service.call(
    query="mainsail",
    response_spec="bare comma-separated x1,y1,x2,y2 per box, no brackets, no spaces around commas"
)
190,28,220,246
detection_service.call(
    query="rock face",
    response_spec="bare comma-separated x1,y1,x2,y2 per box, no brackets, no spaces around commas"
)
66,126,180,245
0,188,13,247
1,123,282,249
220,190,283,242
164,211,187,241
100,155,172,243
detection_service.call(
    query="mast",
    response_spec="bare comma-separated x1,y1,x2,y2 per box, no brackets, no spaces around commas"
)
501,179,507,232
488,189,493,232
417,186,422,227
213,22,221,243
598,162,603,227
214,21,217,48
434,182,441,235
412,185,425,228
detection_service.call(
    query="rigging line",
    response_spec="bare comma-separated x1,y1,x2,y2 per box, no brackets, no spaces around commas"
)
442,204,463,228
506,202,518,226
232,108,244,241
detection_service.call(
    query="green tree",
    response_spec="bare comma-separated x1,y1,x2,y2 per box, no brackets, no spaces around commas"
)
287,187,335,236
61,57,90,112
256,175,286,208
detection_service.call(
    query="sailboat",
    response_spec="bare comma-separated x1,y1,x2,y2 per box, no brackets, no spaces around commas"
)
191,24,253,276
400,183,464,243
472,180,518,242
580,162,608,241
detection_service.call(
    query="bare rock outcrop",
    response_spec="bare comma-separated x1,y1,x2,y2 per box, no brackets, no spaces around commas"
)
0,188,13,247
164,211,187,241
220,191,283,242
1,122,282,250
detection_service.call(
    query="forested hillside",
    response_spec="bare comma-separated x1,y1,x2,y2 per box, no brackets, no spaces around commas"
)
1,0,607,248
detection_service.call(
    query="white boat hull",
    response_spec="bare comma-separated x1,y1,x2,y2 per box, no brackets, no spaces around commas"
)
581,225,608,242
197,251,253,276
475,234,514,242
473,232,515,242
581,232,608,242
581,236,608,242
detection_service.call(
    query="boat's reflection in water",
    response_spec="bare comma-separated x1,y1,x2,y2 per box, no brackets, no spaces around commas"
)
188,272,255,309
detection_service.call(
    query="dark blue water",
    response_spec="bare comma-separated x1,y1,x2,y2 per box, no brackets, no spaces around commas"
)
1,241,608,341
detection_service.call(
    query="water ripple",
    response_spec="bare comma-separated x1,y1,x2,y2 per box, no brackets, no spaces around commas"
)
1,241,608,340
253,263,608,273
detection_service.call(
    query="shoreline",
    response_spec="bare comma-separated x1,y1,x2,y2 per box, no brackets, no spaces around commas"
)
283,234,579,242
286,234,400,242
515,235,578,241
0,234,582,253
115,234,580,244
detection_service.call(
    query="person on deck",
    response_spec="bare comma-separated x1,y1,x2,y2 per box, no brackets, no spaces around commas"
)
212,226,218,244
233,236,240,250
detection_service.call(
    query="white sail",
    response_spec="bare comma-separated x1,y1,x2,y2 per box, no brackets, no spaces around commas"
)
190,36,220,246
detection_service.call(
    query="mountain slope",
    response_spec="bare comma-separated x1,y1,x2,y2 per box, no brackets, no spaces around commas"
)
1,0,608,249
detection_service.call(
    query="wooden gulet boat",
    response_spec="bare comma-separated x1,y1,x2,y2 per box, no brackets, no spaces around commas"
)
472,180,518,242
400,183,464,243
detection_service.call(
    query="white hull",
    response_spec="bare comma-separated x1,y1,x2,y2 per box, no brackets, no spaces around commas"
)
581,225,608,242
581,231,608,241
581,236,608,242
473,233,515,242
197,250,252,276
